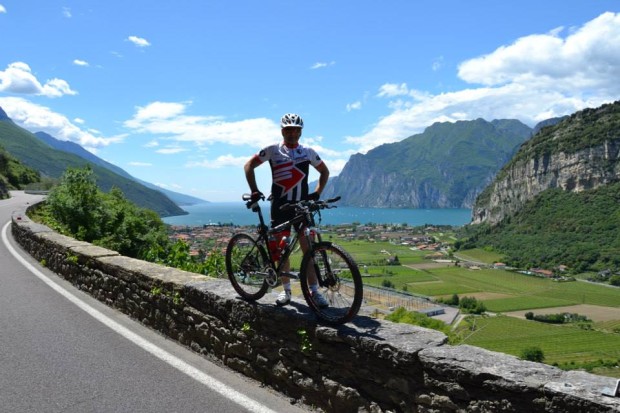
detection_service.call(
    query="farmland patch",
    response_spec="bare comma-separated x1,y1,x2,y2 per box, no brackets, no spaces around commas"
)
505,304,620,322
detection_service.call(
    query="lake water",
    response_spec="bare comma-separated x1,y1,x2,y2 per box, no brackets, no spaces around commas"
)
163,202,473,227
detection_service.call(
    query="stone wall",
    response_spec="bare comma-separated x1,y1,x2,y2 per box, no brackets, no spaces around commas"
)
10,209,620,413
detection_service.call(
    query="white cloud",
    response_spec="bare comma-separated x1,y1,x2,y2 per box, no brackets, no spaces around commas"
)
0,4,6,13
346,101,362,111
347,12,620,154
73,59,89,67
125,101,281,148
127,101,186,124
0,62,77,97
74,117,85,124
129,161,152,167
324,157,348,176
186,154,248,169
377,83,409,97
127,35,151,47
457,12,620,93
0,97,124,148
42,78,77,97
62,7,71,18
310,61,335,69
156,146,187,155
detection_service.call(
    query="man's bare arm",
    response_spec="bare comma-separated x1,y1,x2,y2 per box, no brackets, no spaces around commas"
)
313,162,330,196
244,156,262,193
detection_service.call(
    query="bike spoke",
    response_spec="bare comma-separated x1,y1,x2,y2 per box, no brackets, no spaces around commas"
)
300,243,363,325
226,233,269,300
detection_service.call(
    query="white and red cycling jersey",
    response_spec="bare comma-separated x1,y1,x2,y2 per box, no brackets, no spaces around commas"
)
253,142,324,204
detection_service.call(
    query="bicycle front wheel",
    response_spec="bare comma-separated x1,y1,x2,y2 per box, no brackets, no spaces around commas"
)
300,242,363,325
225,233,270,301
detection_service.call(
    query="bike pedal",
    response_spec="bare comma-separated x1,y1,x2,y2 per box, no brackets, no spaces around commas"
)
281,271,300,279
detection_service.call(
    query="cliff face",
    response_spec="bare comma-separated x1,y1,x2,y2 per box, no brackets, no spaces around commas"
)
322,118,532,208
328,154,482,208
472,101,620,225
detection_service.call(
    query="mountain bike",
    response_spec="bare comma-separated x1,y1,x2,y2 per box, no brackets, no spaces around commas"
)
225,194,363,325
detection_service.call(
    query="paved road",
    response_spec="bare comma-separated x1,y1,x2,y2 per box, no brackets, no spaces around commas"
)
0,191,308,413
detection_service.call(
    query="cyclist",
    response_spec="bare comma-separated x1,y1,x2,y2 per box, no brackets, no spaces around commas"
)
244,113,330,307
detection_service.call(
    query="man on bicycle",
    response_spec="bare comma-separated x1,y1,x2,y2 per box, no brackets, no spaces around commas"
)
244,113,330,307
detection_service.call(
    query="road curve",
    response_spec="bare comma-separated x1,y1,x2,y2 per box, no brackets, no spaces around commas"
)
0,191,308,413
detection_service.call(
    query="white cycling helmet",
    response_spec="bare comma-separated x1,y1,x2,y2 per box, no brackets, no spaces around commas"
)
280,113,304,129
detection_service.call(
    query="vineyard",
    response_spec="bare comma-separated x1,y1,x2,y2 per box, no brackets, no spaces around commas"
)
325,236,620,378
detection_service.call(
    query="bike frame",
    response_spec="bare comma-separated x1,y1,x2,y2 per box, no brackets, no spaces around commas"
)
248,197,323,278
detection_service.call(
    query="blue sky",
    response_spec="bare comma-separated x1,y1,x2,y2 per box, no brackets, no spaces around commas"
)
1,1,619,202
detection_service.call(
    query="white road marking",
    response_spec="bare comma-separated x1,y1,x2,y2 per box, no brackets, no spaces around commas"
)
2,221,278,413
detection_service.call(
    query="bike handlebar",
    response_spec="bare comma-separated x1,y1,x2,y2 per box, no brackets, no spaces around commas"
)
279,196,341,212
243,193,265,210
242,193,341,212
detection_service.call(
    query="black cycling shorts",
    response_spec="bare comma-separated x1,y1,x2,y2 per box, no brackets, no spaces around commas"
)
270,200,301,231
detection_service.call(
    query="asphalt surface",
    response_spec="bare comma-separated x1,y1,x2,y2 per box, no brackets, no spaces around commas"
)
0,191,310,413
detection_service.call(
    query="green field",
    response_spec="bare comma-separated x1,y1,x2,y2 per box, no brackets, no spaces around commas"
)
332,239,427,266
454,248,505,264
458,315,620,369
358,264,620,311
324,237,620,377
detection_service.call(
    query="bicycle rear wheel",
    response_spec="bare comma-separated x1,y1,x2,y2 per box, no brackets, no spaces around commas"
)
299,242,363,325
225,233,270,300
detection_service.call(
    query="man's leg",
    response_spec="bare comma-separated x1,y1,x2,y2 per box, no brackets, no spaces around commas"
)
275,259,292,305
299,231,328,308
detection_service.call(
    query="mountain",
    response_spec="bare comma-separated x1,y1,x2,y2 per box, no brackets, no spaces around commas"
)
472,101,620,225
321,118,533,208
0,107,12,123
33,132,207,206
461,101,620,271
531,116,567,136
0,111,186,217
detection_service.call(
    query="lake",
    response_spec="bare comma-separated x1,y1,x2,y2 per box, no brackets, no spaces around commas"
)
163,202,473,227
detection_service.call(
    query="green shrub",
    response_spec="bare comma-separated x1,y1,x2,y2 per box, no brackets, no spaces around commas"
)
521,346,545,363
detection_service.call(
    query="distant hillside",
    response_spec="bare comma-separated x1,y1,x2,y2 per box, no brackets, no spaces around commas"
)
0,111,186,217
34,131,207,206
0,107,13,123
531,116,567,135
321,118,533,208
461,101,620,272
0,145,40,199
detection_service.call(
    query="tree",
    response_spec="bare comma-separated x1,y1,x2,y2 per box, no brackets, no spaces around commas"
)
381,279,395,289
43,166,168,259
459,296,486,314
449,293,460,306
521,346,545,363
610,275,620,287
45,166,102,242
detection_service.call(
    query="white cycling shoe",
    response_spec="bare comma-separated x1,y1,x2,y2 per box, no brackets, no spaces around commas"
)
275,290,291,306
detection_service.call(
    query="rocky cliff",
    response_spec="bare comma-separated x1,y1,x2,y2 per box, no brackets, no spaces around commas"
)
325,153,481,208
472,101,620,225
